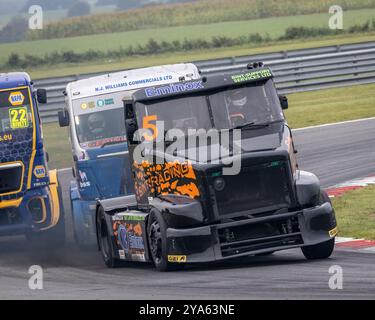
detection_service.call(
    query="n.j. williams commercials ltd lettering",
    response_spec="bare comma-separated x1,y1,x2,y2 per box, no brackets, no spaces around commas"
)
133,161,200,199
95,75,173,92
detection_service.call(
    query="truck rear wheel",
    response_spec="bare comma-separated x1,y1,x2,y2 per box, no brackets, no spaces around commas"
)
96,206,120,268
302,238,335,260
147,210,182,272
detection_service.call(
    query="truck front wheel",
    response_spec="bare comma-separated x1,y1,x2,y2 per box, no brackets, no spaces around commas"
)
96,206,119,268
147,210,181,272
302,238,335,260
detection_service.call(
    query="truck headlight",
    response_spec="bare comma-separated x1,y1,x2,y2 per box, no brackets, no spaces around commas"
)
213,177,226,192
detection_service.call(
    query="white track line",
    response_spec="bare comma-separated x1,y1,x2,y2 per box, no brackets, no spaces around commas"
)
293,116,375,132
336,237,362,243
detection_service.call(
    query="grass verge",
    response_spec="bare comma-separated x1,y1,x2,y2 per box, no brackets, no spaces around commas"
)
43,83,375,169
332,185,375,240
43,125,72,170
285,83,375,128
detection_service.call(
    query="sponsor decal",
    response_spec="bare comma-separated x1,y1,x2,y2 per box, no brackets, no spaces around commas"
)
80,99,114,111
133,160,200,203
0,133,12,142
79,170,91,188
94,75,174,93
112,214,146,222
8,91,25,106
231,69,273,84
80,101,94,110
80,136,126,149
33,165,46,179
119,250,125,260
145,81,204,98
33,182,48,188
97,99,105,108
97,98,114,108
329,227,339,238
168,255,187,263
113,220,146,262
9,106,29,129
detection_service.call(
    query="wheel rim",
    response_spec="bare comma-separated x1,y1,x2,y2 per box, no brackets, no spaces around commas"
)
149,219,163,264
97,211,110,261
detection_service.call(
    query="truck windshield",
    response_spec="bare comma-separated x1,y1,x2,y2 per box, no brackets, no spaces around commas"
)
135,79,284,135
75,108,127,149
0,88,33,139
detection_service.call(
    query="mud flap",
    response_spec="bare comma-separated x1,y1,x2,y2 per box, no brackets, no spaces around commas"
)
110,211,150,262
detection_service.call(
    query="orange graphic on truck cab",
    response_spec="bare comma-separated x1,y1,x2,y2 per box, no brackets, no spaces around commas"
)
133,160,200,200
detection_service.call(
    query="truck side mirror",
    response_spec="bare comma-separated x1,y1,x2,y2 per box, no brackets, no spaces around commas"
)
125,119,137,144
37,89,47,104
279,95,288,110
124,102,137,143
58,109,70,127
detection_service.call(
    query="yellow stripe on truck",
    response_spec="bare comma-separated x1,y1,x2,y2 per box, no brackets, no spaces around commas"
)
40,170,60,231
0,198,22,209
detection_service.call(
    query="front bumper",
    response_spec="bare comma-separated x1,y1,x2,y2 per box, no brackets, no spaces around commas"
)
166,202,337,263
0,187,55,236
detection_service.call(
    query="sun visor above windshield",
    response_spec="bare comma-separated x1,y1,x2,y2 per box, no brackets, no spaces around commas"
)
131,67,274,102
73,90,126,116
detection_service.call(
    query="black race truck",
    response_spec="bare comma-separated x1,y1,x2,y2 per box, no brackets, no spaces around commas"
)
95,64,338,271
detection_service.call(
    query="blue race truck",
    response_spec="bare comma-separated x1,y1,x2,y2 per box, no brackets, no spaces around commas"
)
58,64,200,248
0,72,65,245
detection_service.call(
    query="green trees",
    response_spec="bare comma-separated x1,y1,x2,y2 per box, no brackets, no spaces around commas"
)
5,20,375,69
67,1,91,17
0,16,28,43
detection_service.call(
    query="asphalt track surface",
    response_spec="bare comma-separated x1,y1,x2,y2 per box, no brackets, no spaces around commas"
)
0,118,374,300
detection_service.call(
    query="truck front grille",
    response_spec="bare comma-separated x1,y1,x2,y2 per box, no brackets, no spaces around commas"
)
0,163,23,195
211,160,292,217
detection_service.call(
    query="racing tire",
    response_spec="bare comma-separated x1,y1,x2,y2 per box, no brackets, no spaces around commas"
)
302,238,335,260
147,210,183,272
96,206,122,268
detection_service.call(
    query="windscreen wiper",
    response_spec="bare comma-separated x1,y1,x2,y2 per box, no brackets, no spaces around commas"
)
233,121,268,130
233,120,284,131
101,140,126,148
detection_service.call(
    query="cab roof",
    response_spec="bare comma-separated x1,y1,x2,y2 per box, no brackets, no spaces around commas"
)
0,72,31,90
132,66,274,103
66,63,200,100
